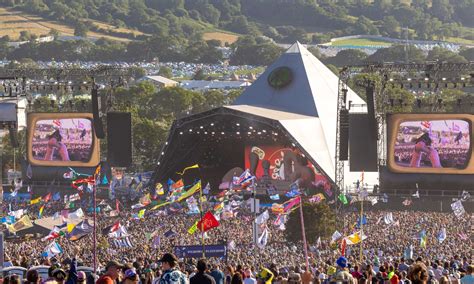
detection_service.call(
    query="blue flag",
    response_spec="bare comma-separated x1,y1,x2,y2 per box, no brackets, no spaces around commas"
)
53,192,61,201
270,194,280,201
356,215,367,227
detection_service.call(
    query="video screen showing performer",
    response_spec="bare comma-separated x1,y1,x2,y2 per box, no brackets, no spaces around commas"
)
394,120,470,169
31,118,93,162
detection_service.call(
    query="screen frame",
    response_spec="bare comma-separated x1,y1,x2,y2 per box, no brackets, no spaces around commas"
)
27,113,100,167
387,113,474,174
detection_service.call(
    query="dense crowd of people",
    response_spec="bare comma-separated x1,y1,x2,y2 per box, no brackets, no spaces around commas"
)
1,190,472,284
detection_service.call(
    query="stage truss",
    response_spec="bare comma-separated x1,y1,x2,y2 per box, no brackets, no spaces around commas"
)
335,62,474,200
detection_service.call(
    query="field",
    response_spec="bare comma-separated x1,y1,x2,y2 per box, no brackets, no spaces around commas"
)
0,7,145,42
202,32,239,45
330,38,393,47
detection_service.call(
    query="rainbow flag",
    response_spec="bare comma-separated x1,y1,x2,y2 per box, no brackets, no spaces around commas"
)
38,205,45,218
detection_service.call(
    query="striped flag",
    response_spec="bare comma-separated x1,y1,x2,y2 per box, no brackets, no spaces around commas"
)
112,237,133,248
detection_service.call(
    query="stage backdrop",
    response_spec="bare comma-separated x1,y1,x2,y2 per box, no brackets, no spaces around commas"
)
244,145,329,186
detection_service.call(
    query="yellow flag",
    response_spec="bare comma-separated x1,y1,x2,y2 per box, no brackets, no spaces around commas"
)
156,183,164,195
188,221,198,235
176,181,201,202
30,197,41,205
150,201,171,211
176,164,199,175
8,215,33,233
67,223,76,233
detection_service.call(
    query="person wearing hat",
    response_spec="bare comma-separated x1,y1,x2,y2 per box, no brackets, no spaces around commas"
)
123,268,140,284
190,259,216,284
97,260,124,284
332,257,356,284
158,253,187,284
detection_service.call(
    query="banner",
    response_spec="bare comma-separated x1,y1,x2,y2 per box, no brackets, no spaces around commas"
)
174,244,227,258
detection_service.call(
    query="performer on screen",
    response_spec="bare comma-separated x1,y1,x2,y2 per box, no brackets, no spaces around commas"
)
44,130,70,161
409,132,441,168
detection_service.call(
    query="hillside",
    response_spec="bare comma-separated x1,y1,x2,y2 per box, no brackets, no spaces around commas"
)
0,0,472,46
0,7,147,42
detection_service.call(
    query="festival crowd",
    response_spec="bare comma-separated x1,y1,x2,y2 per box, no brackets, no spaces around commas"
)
1,194,472,284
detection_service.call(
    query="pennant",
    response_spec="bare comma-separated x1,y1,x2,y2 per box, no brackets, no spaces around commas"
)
102,175,109,185
171,179,185,190
176,164,199,175
197,211,220,232
188,221,198,235
164,229,177,238
68,220,93,241
176,181,201,202
43,193,52,203
138,209,146,219
283,196,301,213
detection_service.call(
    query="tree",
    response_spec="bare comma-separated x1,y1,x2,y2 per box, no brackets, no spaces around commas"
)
158,66,173,78
193,69,207,80
48,28,60,39
427,47,468,63
459,48,474,62
382,16,400,38
367,45,425,63
74,22,89,37
326,49,368,67
285,202,336,244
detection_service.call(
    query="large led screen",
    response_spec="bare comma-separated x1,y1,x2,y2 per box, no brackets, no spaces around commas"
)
27,113,100,167
387,114,474,174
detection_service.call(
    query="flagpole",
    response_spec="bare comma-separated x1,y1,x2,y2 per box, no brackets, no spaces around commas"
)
93,181,97,274
198,180,205,258
359,191,364,263
299,197,310,270
252,177,257,265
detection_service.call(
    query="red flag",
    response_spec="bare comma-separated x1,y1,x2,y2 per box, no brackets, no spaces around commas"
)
197,211,220,232
340,238,347,256
116,199,120,212
172,179,184,189
110,221,121,233
43,193,52,203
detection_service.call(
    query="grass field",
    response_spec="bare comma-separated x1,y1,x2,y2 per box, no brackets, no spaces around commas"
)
202,32,239,45
0,7,144,42
331,38,393,47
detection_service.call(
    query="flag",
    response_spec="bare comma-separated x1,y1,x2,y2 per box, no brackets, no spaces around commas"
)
102,175,109,185
42,228,64,241
255,210,270,225
331,231,343,242
421,121,431,129
257,228,269,249
67,223,76,233
43,193,52,203
171,179,184,190
309,193,325,204
52,192,61,201
233,169,255,188
30,197,41,205
340,238,347,256
176,181,201,202
140,193,151,206
68,220,93,241
404,245,413,260
38,205,45,218
451,200,465,218
112,237,133,248
283,196,301,213
420,230,427,248
384,212,394,225
68,208,84,220
270,194,280,201
188,221,198,235
69,193,81,202
8,209,24,220
285,186,300,198
156,183,164,195
458,232,468,241
338,194,348,205
176,164,199,175
357,215,367,227
412,191,420,198
138,209,146,219
152,236,161,248
203,182,210,195
345,231,367,245
1,216,15,224
461,190,471,202
197,211,220,232
164,229,177,238
109,225,130,238
7,215,33,233
110,221,121,233
43,241,63,257
437,228,446,243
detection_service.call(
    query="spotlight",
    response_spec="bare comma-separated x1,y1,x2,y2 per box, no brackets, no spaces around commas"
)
200,126,203,129
179,132,183,135
236,132,240,135
161,152,164,155
236,123,240,126
210,123,214,126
